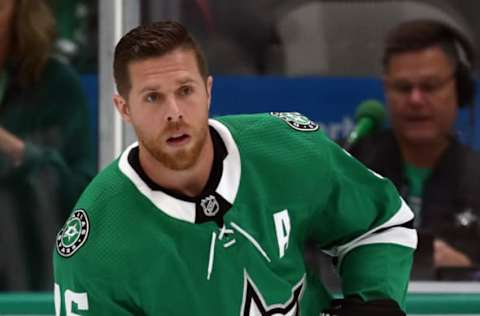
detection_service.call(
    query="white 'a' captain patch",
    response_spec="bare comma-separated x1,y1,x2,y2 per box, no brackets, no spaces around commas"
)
270,112,319,131
274,209,291,258
56,209,90,257
241,271,305,316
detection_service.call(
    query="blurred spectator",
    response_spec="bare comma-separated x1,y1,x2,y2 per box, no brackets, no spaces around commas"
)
49,0,98,73
349,19,480,280
0,0,95,291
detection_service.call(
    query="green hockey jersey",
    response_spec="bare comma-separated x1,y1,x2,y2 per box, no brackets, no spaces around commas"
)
53,112,416,315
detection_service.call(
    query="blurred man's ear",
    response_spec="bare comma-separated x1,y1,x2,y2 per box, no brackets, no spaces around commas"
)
206,76,213,109
113,94,131,122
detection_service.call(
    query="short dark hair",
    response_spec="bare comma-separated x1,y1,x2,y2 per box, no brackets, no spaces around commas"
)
383,19,476,107
383,19,474,71
113,21,209,97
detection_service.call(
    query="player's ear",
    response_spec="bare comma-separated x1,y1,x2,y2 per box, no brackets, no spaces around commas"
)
113,94,131,122
206,76,213,110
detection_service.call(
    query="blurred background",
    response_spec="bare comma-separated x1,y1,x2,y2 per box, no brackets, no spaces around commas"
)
2,0,480,314
56,0,480,169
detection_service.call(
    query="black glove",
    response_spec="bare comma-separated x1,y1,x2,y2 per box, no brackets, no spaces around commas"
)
321,296,405,316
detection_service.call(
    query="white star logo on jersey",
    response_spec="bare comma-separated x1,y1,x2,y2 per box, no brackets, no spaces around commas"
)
241,271,305,316
56,209,90,257
64,225,80,241
271,112,319,132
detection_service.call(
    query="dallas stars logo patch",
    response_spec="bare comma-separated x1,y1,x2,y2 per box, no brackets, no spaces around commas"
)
241,272,305,316
271,112,319,132
56,209,90,257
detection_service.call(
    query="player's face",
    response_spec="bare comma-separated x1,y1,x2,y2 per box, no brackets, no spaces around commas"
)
114,48,213,170
384,46,458,147
0,0,14,63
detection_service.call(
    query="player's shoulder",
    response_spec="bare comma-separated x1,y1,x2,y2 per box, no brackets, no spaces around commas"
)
53,161,125,258
55,154,143,248
214,112,327,140
74,158,129,210
213,112,340,170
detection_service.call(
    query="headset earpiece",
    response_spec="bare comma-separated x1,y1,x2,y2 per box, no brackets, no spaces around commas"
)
451,36,475,108
456,62,475,108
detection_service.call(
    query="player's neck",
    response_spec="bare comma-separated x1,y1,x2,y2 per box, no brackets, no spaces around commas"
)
139,135,214,198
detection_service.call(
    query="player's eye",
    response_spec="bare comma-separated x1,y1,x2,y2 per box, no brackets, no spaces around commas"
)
178,85,193,97
145,92,160,103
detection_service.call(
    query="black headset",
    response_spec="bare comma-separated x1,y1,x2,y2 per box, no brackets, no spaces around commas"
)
385,20,476,108
456,51,476,108
438,22,477,147
442,23,478,146
385,20,477,144
445,25,476,108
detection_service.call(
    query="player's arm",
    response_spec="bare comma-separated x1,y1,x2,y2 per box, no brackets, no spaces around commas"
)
53,280,139,316
53,207,141,316
311,139,416,313
54,251,143,316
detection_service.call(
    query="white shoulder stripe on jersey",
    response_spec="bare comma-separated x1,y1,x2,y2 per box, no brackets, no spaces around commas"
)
324,198,417,263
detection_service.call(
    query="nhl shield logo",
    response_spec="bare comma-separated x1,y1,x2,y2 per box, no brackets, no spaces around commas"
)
271,112,319,132
201,195,220,217
56,209,90,257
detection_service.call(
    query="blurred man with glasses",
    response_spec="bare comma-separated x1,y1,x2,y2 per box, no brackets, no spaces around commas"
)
349,19,480,280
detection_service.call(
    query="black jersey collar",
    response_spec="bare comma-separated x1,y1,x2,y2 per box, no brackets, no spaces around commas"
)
118,119,241,224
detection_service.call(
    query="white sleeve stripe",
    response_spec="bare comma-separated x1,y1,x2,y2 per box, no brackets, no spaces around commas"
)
339,226,417,258
326,198,416,258
380,197,415,228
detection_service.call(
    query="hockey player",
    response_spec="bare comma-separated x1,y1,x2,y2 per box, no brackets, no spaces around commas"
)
53,21,417,315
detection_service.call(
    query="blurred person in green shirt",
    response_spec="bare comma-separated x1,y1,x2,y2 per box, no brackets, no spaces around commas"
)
0,0,95,291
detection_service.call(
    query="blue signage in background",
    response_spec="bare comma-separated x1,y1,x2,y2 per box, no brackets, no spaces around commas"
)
211,76,480,150
211,76,383,140
80,74,99,160
79,75,480,150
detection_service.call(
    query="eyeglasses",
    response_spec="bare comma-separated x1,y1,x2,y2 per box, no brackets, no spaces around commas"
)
384,73,455,97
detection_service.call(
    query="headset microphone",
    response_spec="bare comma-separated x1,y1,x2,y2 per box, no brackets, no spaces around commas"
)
344,99,385,150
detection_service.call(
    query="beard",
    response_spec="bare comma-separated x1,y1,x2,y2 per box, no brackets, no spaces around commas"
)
139,121,209,171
